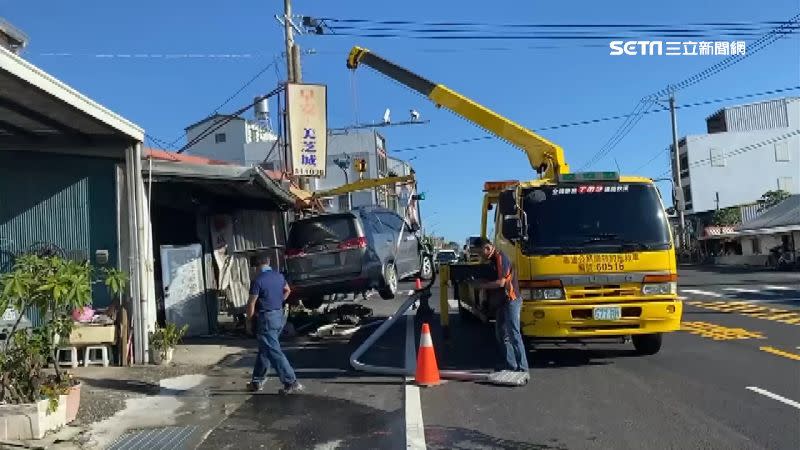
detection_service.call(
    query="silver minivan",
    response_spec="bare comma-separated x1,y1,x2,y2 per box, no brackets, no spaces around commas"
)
285,206,433,309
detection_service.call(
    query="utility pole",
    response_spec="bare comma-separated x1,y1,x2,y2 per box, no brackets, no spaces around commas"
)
669,88,686,249
283,0,295,83
282,0,313,191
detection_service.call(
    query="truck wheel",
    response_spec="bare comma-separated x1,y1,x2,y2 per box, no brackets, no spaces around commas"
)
378,263,398,300
632,333,662,355
302,295,324,310
419,255,433,280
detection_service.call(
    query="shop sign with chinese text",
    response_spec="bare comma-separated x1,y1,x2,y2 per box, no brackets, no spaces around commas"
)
287,83,328,177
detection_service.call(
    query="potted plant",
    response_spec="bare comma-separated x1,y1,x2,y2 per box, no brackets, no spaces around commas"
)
0,254,129,436
149,322,188,365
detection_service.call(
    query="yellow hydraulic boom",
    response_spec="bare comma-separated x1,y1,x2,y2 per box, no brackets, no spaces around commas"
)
311,174,415,199
347,46,570,179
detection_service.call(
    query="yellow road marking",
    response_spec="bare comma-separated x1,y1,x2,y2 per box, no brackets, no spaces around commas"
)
686,301,800,326
760,346,800,361
681,321,765,340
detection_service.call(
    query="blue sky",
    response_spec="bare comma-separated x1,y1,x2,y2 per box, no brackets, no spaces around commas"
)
5,0,799,243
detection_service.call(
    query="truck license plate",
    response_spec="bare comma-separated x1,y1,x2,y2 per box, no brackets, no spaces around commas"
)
593,306,621,321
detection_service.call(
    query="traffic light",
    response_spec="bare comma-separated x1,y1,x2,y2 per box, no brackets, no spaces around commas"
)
355,159,367,173
412,192,426,201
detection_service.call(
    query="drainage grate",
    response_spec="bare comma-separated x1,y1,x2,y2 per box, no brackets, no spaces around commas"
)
108,426,198,450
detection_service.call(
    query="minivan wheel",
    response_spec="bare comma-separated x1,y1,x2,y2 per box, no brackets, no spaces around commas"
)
302,295,324,310
378,263,398,300
420,255,433,280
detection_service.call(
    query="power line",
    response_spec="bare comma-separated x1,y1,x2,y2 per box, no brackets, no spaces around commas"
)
177,85,284,154
161,58,280,149
210,58,279,114
316,17,799,40
579,97,656,170
320,18,795,28
655,14,800,96
632,146,671,173
325,29,798,41
390,86,800,153
580,13,800,170
144,133,174,149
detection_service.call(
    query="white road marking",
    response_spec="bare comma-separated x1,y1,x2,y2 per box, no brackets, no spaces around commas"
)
746,387,800,410
405,312,426,449
678,296,687,300
731,298,800,304
763,285,793,291
723,287,761,294
681,288,725,298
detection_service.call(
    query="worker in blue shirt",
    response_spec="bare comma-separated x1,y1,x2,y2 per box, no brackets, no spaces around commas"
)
472,237,529,374
246,253,303,394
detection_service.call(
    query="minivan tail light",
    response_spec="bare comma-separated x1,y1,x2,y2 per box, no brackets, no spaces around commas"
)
339,236,367,250
286,248,305,258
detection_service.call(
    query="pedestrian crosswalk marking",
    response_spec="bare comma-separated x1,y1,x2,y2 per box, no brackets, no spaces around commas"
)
681,321,765,340
681,286,799,300
686,300,800,326
759,346,800,361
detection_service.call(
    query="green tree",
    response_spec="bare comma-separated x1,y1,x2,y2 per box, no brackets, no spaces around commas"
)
758,190,791,211
0,255,127,406
710,207,741,226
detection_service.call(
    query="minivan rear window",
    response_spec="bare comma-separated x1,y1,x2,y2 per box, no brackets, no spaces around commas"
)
288,216,358,249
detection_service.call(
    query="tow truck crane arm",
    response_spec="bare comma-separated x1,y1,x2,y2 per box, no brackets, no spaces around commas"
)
312,174,415,199
347,46,570,179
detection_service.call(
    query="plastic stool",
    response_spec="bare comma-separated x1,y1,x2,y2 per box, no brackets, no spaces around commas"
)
83,345,109,367
57,347,79,368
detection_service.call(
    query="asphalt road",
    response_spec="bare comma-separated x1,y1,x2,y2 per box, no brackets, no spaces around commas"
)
422,266,800,450
194,268,800,449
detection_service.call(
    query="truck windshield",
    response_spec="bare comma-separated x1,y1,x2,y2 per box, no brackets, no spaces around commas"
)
521,183,671,255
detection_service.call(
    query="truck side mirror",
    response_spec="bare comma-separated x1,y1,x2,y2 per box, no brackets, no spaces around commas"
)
498,190,516,215
502,216,523,241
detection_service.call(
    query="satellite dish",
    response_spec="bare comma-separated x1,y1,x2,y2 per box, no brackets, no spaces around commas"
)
410,109,420,121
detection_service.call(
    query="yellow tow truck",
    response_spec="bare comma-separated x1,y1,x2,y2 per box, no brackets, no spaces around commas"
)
347,46,682,355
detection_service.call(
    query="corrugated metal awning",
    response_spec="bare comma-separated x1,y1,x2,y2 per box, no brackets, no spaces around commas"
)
144,159,297,208
0,46,143,142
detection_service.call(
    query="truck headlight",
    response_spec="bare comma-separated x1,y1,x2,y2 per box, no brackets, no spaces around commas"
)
642,282,677,295
530,288,564,300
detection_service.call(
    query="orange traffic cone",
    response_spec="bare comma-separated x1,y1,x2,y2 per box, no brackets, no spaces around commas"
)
415,323,440,386
415,278,422,290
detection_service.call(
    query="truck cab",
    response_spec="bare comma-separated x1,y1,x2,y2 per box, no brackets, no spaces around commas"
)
458,172,682,354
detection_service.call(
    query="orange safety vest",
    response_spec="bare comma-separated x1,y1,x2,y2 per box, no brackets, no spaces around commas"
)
493,250,518,301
